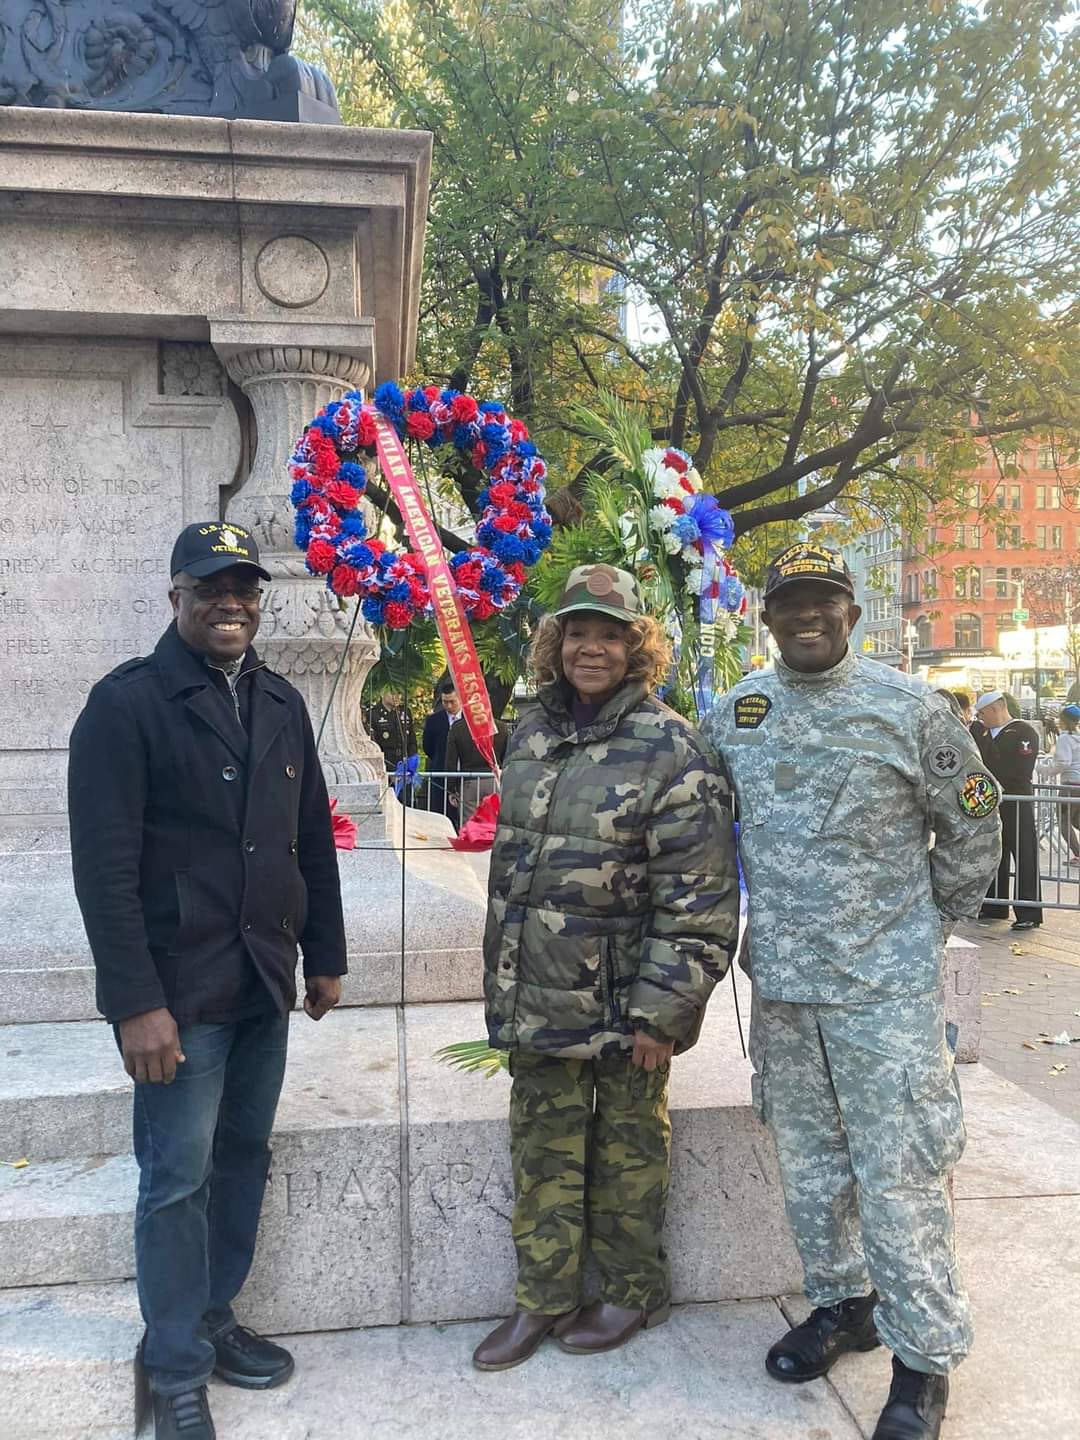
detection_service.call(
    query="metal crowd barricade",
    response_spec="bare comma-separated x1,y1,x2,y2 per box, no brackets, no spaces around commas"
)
992,755,1080,912
386,768,496,828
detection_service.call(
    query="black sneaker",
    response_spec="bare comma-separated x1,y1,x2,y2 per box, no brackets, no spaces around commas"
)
871,1357,948,1439
152,1386,216,1440
766,1291,880,1382
213,1324,295,1389
211,1319,293,1388
1010,919,1041,930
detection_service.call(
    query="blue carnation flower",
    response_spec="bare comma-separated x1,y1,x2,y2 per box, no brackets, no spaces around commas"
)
475,521,496,547
338,514,367,541
491,533,525,564
519,540,542,566
512,440,538,457
309,416,338,437
531,519,553,545
290,479,313,506
362,597,386,625
671,515,702,546
387,581,411,603
294,515,314,547
408,388,430,411
374,382,405,417
479,401,504,416
338,461,367,488
342,540,374,569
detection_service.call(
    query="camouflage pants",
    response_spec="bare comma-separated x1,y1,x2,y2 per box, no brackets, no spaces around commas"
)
750,988,972,1375
508,1051,671,1315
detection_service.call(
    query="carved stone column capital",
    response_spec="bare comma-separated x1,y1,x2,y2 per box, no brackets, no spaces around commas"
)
213,335,384,791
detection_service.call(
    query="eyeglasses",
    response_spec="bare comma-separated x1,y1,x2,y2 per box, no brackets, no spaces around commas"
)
174,582,264,604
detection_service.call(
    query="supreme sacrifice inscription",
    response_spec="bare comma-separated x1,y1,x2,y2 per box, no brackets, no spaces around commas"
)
0,374,181,750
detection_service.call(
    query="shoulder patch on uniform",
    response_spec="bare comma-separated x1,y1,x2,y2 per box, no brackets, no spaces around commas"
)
959,771,999,818
734,693,771,729
927,743,963,778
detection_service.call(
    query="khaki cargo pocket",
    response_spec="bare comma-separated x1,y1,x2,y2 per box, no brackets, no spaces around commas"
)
902,1052,966,1182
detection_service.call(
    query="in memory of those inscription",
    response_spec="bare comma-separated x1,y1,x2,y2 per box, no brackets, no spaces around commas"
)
0,373,181,750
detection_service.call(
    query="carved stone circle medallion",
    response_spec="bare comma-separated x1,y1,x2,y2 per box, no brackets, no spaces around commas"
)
255,236,331,309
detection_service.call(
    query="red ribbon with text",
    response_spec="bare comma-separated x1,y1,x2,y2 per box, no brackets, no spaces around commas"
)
369,410,499,774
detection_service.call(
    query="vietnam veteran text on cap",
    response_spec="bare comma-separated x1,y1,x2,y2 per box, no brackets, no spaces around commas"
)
554,564,642,623
170,522,272,582
763,542,855,601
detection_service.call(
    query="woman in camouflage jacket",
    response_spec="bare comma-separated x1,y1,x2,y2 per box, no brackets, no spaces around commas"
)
472,563,740,1372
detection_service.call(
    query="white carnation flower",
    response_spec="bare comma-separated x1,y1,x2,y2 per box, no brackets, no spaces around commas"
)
653,471,684,500
662,530,682,554
649,504,675,531
683,546,704,568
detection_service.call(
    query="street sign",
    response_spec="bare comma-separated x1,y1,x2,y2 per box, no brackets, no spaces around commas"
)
1012,608,1029,622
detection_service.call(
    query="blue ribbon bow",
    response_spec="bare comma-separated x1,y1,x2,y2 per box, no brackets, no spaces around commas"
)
394,754,421,798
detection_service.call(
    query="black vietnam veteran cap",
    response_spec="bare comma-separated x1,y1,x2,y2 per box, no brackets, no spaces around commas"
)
169,522,271,581
764,541,855,602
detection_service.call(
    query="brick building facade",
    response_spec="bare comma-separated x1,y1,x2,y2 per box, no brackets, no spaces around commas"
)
901,441,1079,666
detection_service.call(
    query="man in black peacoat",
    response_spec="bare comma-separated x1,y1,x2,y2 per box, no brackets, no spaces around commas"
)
68,521,346,1440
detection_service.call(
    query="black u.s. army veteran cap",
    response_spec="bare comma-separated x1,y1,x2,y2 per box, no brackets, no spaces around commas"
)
764,542,855,602
170,522,271,581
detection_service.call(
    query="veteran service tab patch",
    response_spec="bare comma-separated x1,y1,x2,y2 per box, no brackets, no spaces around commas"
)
959,771,999,818
734,694,772,729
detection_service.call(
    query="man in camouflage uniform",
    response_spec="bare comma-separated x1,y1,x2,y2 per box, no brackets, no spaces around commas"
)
704,542,1002,1440
474,564,739,1370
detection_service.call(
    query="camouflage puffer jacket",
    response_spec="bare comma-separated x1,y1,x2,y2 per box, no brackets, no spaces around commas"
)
484,679,739,1059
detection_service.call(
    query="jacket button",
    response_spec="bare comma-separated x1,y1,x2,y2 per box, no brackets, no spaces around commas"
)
288,840,298,854
222,765,238,782
243,920,253,931
281,917,291,930
244,840,256,854
285,764,296,779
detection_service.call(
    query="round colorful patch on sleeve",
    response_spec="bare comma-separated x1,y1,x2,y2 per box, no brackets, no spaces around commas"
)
959,771,999,818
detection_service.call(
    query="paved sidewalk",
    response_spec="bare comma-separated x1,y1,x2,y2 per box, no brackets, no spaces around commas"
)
957,906,1080,1124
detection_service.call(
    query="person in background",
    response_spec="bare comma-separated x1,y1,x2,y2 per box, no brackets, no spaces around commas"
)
974,690,1043,930
473,564,738,1372
422,679,463,829
1048,704,1080,864
367,689,417,800
445,710,510,825
950,691,974,727
934,689,964,721
706,541,1001,1440
68,522,346,1440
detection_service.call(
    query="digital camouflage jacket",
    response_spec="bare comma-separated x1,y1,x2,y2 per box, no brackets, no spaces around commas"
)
704,650,1003,1005
484,679,739,1058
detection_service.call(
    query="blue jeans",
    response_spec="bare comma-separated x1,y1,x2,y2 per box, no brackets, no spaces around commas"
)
131,1012,289,1395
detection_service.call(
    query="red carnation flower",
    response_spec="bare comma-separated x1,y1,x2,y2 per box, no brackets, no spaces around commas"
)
488,482,516,506
324,480,361,510
521,480,540,493
492,515,518,533
510,419,529,442
330,564,362,597
357,411,378,448
406,411,436,441
662,497,685,514
307,539,338,573
506,562,527,583
451,394,479,424
424,385,441,402
384,601,413,629
454,561,483,590
509,501,534,522
366,538,387,559
407,579,428,607
664,449,689,474
679,477,695,494
470,594,496,621
471,443,487,468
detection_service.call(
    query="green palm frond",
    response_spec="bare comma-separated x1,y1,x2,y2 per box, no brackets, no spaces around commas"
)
434,1040,510,1078
569,391,651,479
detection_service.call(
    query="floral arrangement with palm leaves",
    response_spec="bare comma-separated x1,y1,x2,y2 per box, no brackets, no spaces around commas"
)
529,393,749,719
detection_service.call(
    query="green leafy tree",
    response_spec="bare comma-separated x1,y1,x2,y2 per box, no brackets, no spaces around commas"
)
302,0,1080,549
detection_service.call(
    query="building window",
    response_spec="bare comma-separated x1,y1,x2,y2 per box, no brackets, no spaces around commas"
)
954,614,981,649
923,569,937,599
968,567,981,599
1037,526,1047,549
997,524,1021,549
1039,443,1057,469
916,615,933,650
954,568,967,599
1037,486,1045,509
1052,525,1063,549
1049,486,1061,509
994,567,1009,598
908,572,920,603
993,485,1005,508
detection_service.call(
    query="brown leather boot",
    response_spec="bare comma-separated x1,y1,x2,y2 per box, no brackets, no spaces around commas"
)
472,1309,579,1371
554,1298,671,1355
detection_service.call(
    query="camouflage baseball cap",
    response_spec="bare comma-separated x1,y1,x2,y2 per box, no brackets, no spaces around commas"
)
763,541,854,601
555,564,642,623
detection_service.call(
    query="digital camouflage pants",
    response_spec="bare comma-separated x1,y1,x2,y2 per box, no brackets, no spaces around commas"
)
509,1050,671,1315
750,987,973,1375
